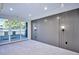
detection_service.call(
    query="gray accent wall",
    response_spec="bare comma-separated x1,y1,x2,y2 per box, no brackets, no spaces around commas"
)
31,15,59,47
31,8,79,53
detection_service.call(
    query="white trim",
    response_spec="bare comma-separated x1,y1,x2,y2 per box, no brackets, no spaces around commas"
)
28,20,31,40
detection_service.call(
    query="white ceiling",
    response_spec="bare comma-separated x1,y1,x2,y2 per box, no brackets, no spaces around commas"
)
0,3,79,21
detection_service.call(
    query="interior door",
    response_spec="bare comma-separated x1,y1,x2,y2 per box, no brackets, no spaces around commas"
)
59,9,79,52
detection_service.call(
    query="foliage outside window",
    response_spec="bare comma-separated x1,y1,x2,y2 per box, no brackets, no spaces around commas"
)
3,19,26,30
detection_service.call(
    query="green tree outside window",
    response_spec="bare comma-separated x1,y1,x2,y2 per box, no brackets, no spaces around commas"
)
3,19,26,30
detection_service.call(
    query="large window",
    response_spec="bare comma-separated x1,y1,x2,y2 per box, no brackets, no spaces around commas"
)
10,19,21,41
0,18,28,44
0,18,9,43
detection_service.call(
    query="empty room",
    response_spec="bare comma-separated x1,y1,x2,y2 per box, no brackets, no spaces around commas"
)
0,3,79,55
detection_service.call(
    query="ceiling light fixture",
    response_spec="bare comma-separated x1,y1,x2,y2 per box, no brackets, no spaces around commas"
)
10,8,13,11
44,6,47,10
28,14,32,17
61,3,64,8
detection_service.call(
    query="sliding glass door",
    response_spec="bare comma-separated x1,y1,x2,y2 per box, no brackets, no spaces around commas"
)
0,18,28,45
10,19,20,41
0,18,9,44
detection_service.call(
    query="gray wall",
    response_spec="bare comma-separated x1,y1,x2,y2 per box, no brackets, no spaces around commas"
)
59,9,79,52
31,8,79,52
31,15,59,47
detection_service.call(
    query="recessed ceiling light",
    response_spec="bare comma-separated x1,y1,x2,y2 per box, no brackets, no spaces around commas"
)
28,14,32,17
44,7,47,10
10,8,13,11
61,3,64,7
